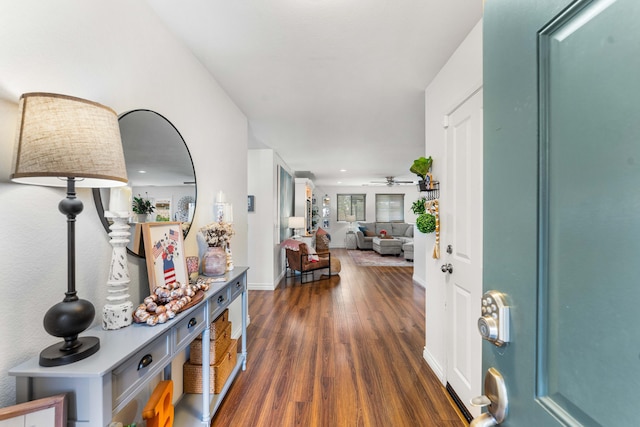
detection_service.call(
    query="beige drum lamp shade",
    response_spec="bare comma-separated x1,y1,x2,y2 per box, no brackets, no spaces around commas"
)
288,216,305,230
11,92,128,187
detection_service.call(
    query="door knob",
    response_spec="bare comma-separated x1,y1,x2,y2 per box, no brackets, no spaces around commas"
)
440,263,453,273
470,367,508,426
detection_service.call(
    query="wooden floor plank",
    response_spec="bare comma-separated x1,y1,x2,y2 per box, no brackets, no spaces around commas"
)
211,249,466,426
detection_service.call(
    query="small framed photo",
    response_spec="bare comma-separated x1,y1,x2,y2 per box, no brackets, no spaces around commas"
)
142,222,189,294
154,198,171,221
248,195,255,212
0,394,66,426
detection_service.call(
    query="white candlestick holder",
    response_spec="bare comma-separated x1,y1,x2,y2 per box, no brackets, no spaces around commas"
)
103,211,134,330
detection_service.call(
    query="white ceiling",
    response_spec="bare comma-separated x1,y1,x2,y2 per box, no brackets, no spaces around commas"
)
148,0,483,187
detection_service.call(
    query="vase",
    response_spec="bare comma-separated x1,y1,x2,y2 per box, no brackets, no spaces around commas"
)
135,213,149,223
202,245,226,276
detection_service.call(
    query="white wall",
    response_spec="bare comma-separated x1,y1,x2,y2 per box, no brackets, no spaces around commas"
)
423,19,483,380
247,149,277,290
0,1,247,407
247,149,295,290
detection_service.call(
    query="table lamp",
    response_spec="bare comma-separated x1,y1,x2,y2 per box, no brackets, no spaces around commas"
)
346,214,356,231
11,93,128,366
288,216,305,239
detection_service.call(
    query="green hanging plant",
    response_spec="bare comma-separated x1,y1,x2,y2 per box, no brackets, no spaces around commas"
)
411,197,427,215
416,213,436,234
409,156,433,181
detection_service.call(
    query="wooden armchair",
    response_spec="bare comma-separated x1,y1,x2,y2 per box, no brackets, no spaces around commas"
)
285,242,331,284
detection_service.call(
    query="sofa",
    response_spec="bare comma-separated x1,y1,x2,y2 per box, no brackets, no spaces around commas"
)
355,222,414,251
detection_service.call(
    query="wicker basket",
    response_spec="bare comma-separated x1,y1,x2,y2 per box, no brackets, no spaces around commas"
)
189,321,232,365
195,309,229,341
210,309,229,337
213,339,238,394
183,360,214,394
183,339,238,395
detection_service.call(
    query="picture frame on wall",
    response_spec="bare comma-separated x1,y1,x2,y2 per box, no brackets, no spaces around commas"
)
142,222,189,295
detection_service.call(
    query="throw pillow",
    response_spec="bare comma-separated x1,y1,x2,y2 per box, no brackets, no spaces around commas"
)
404,226,414,237
364,230,376,237
316,227,331,241
316,234,331,253
307,245,320,262
358,226,367,233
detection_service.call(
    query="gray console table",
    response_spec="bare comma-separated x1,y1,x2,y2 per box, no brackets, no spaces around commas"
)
9,267,248,427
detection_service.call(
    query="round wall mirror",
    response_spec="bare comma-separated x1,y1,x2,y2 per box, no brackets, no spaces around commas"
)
93,109,196,257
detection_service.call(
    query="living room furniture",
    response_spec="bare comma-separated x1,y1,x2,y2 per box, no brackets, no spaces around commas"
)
9,268,248,427
356,222,414,250
297,234,315,249
285,243,331,284
372,237,403,256
403,242,414,261
345,231,357,250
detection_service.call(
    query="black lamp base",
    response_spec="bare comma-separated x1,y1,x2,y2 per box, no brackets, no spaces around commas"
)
39,336,100,367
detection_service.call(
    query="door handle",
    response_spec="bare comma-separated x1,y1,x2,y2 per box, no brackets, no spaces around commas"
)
470,367,508,426
440,263,453,274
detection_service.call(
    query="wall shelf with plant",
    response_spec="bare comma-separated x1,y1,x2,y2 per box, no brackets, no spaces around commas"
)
410,156,439,199
411,196,437,234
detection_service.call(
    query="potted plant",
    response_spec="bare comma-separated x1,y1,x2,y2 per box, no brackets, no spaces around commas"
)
416,212,436,234
411,197,427,216
410,156,433,191
132,193,155,222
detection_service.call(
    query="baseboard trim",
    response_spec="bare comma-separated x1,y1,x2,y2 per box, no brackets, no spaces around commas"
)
412,276,426,288
423,347,445,384
248,282,276,290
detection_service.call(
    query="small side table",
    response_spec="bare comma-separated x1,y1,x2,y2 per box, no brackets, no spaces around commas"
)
345,231,357,250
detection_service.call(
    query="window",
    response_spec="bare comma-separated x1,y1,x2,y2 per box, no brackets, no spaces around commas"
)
375,194,404,222
337,194,366,222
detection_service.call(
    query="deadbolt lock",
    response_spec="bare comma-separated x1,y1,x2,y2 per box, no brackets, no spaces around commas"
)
478,291,510,346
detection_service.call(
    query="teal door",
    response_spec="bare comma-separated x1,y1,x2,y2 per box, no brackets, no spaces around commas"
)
483,0,640,425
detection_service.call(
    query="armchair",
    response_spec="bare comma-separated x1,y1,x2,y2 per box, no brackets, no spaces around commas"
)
285,242,331,284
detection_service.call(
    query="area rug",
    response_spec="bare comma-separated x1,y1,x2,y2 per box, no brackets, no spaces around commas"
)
347,249,413,267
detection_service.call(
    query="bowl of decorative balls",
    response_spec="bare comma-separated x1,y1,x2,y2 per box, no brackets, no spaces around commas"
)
133,280,210,326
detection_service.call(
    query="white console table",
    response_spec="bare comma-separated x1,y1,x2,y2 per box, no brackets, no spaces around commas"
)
9,267,248,427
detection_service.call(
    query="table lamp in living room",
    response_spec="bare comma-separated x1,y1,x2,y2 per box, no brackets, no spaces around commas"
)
346,214,356,231
11,92,128,367
288,216,305,239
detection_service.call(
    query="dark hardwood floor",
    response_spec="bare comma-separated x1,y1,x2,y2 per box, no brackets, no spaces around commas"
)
212,249,466,426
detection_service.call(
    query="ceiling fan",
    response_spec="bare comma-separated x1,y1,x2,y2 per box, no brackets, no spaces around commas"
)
369,176,416,186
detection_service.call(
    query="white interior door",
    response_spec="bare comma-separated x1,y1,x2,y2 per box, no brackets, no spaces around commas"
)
443,88,483,418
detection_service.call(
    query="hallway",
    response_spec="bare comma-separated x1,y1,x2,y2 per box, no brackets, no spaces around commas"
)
212,249,466,426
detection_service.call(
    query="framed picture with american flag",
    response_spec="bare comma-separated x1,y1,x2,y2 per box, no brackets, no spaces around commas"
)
142,221,189,294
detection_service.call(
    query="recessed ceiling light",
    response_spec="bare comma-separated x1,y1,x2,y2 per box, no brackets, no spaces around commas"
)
138,170,147,174
340,169,347,172
337,181,342,184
